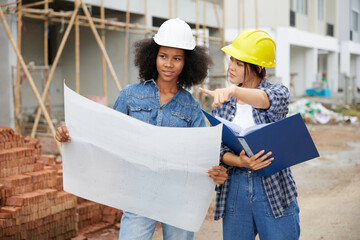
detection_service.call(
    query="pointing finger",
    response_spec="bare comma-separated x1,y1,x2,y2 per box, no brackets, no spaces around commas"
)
199,88,215,98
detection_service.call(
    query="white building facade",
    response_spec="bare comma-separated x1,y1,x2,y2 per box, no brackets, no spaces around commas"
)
224,0,360,98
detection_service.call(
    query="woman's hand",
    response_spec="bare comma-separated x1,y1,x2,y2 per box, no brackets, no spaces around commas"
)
207,165,228,184
55,125,71,143
237,149,273,170
199,85,236,108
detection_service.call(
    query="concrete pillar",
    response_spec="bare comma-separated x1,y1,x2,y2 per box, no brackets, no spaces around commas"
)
327,51,339,93
0,12,17,128
305,48,318,89
275,28,290,88
340,42,351,77
356,56,360,94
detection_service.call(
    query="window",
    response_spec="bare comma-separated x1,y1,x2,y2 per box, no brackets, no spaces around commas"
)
327,23,334,36
290,10,296,26
318,0,324,20
352,10,359,31
296,0,308,15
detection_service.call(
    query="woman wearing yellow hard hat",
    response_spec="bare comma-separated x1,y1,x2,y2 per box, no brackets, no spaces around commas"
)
200,29,300,239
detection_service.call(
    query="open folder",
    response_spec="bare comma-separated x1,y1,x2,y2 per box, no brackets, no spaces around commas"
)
202,110,319,177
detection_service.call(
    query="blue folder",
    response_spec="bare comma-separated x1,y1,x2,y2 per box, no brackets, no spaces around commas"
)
202,110,320,177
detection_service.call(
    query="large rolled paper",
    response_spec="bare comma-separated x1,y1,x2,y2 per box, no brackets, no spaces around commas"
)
62,83,222,232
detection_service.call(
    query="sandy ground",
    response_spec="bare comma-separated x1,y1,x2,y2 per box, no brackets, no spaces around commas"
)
85,123,360,240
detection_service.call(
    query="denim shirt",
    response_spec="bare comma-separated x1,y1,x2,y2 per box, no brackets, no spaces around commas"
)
113,79,206,128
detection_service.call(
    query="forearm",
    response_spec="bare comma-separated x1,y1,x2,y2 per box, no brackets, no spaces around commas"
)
231,86,270,109
222,149,274,171
221,152,242,168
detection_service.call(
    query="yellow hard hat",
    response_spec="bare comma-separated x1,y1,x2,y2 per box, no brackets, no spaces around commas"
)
221,29,276,68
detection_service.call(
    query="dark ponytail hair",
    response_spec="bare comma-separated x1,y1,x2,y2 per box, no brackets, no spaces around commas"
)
242,62,266,86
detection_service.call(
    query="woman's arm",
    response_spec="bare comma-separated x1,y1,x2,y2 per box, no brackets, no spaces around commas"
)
222,149,273,171
199,85,270,109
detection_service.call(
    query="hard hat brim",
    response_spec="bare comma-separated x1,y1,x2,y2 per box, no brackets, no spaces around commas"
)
153,35,195,50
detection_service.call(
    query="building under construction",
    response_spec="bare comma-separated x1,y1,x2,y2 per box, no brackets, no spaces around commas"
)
1,0,360,139
0,0,360,239
0,0,228,145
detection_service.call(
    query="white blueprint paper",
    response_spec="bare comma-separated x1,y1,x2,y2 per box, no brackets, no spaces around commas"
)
62,83,222,232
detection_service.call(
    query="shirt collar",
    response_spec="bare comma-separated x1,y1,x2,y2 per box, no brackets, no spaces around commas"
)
143,78,156,85
257,79,268,89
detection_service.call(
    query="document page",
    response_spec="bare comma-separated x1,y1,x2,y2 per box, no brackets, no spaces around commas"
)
62,83,222,232
214,115,267,136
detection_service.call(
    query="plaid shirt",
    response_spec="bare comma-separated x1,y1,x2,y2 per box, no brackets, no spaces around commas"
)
213,80,298,220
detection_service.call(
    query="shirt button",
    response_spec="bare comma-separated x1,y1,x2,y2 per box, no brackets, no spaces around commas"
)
160,106,163,110
248,170,252,174
232,115,235,118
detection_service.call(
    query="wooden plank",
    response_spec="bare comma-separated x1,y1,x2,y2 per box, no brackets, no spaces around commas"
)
14,0,22,133
122,0,130,88
75,0,80,93
101,0,107,100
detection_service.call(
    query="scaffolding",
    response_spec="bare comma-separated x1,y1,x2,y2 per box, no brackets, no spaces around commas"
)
0,0,227,154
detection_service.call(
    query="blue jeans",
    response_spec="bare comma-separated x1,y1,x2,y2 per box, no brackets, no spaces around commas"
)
223,168,300,240
118,211,194,240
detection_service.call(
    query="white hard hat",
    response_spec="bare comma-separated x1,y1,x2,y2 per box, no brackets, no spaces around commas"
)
153,18,196,50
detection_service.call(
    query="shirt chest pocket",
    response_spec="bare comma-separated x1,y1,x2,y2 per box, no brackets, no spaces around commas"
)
170,111,191,127
129,105,152,123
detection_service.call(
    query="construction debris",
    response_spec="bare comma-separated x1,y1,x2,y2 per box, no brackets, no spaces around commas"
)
289,99,359,124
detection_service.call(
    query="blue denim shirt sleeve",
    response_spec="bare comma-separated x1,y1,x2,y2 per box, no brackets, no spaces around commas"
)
191,103,206,127
113,88,128,114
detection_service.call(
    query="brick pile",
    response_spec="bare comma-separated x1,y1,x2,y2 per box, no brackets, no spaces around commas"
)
0,127,123,239
0,127,77,239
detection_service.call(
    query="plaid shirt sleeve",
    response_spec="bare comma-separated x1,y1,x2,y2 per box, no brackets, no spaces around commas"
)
256,82,290,121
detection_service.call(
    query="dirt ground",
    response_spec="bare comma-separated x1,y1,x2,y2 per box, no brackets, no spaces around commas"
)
84,123,360,240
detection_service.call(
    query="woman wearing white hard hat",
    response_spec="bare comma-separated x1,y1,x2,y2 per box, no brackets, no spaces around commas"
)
200,29,300,239
55,18,227,240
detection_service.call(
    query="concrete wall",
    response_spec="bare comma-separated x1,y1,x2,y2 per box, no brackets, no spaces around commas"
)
224,0,289,31
79,0,221,28
290,46,306,96
326,0,337,36
351,0,360,42
338,0,351,42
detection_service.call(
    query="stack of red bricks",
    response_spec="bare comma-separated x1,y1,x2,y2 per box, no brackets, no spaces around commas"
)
0,127,123,239
0,127,78,239
76,197,123,230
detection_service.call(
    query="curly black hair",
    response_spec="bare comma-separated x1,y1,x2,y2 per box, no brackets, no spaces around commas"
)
134,38,213,89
